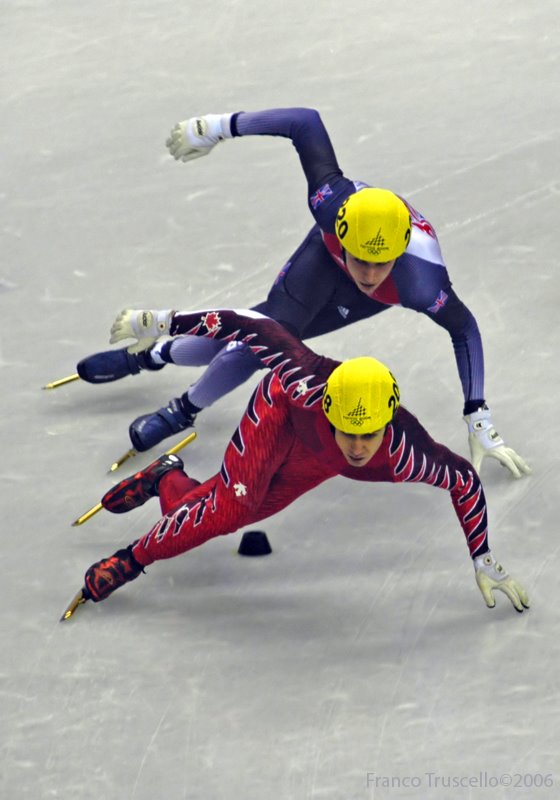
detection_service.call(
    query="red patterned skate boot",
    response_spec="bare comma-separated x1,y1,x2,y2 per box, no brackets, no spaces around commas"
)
83,545,144,602
101,453,184,514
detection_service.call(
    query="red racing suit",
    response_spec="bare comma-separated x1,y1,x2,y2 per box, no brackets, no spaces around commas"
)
131,309,489,566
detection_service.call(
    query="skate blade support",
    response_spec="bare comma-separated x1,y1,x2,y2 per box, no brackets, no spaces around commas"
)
109,430,200,473
42,374,80,390
60,590,87,621
71,432,197,526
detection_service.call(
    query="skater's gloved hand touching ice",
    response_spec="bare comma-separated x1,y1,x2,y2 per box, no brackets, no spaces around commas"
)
166,114,234,162
464,406,531,479
110,309,174,354
473,551,529,613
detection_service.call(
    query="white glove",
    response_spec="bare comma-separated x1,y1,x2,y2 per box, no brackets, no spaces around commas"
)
109,309,174,354
473,550,530,613
166,114,234,162
463,405,532,479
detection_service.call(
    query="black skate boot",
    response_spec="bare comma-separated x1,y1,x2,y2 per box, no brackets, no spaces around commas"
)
77,347,165,384
83,545,144,602
129,397,197,452
101,453,184,513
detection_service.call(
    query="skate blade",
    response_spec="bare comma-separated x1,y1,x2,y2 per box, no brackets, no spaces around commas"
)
167,430,197,455
107,431,197,473
71,502,103,527
72,432,198,527
42,373,80,390
108,449,137,474
60,589,87,621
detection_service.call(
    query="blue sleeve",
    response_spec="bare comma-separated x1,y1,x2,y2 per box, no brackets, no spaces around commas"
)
231,107,356,232
427,289,485,412
393,254,485,409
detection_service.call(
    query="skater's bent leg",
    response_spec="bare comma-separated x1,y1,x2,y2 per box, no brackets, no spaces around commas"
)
187,342,263,409
151,336,226,367
152,336,263,411
158,469,201,515
132,474,254,566
132,380,295,566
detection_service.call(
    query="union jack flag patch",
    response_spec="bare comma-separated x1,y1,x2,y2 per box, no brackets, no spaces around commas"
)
310,183,333,209
427,290,448,313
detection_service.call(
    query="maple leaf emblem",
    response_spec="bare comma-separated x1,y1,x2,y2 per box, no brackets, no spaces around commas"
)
202,311,221,333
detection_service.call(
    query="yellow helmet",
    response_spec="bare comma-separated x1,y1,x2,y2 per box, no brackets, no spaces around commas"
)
322,357,400,434
335,188,411,261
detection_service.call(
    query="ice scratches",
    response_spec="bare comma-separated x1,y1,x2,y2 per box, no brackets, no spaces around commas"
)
130,701,173,799
0,473,27,483
0,278,17,292
306,676,346,798
440,183,559,235
40,288,81,304
190,262,271,306
185,189,215,203
408,131,560,198
500,684,533,696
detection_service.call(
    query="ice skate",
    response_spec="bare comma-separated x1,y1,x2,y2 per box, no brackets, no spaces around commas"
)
101,453,184,513
77,346,165,384
83,545,144,603
129,398,196,452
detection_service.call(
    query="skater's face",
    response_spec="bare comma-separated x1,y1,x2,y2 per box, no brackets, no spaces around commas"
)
334,427,386,467
344,253,396,295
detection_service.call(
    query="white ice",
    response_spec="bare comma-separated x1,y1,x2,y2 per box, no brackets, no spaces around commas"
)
1,2,559,799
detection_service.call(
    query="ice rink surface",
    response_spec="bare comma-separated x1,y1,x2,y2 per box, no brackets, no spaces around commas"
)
1,2,559,798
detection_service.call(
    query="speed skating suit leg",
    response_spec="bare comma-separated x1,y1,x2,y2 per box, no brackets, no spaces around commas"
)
131,378,338,566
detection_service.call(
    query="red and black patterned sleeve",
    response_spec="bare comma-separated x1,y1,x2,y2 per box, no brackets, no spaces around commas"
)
387,408,489,558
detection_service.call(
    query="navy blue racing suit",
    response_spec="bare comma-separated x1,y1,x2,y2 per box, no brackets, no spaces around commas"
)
157,107,484,416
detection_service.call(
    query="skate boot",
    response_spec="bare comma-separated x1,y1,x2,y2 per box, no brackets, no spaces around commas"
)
83,545,144,602
129,397,197,452
77,346,165,384
101,453,184,513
